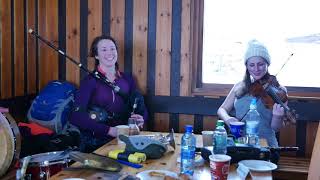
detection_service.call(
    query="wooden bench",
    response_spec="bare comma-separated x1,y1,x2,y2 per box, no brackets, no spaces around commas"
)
273,156,310,180
273,123,320,180
308,123,320,180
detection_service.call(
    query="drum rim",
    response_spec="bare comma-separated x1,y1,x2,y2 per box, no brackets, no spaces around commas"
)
22,151,69,163
0,112,21,177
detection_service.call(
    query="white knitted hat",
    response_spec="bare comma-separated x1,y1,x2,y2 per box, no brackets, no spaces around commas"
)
244,40,270,65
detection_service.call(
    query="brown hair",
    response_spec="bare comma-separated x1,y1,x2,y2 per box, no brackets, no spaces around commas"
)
90,35,120,72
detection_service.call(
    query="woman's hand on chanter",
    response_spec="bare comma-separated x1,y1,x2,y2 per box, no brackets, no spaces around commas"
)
108,127,118,137
130,114,144,129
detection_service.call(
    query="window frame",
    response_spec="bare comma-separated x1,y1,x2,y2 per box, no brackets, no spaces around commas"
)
190,0,320,99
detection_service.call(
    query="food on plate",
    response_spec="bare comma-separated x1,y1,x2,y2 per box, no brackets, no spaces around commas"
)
148,171,167,177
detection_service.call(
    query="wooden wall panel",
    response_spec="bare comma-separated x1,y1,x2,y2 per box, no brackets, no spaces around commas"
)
179,114,194,132
203,116,217,131
178,0,193,130
38,0,59,89
132,0,148,94
279,124,297,156
87,0,102,72
110,0,125,72
154,113,170,132
180,0,191,96
66,0,80,85
14,0,25,96
0,0,12,98
155,0,172,96
27,0,36,94
153,0,172,132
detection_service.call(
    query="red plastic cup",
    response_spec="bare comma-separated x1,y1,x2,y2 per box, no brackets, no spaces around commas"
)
209,154,231,180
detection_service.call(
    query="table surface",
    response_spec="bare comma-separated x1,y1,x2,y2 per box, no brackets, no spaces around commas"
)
50,131,272,180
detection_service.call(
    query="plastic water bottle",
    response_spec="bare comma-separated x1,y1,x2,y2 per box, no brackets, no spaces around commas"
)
213,120,227,154
180,125,196,176
244,98,261,146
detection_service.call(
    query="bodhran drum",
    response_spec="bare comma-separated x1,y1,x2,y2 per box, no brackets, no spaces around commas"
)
21,151,71,180
0,112,21,177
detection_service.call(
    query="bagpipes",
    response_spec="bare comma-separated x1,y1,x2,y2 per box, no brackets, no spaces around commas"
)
86,90,145,123
28,29,146,123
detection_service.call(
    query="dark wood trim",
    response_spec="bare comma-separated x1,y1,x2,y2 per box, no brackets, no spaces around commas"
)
80,0,88,80
124,0,133,74
170,0,181,96
146,0,157,130
146,0,156,92
102,0,110,36
190,0,203,90
289,99,320,121
195,83,320,98
169,114,179,133
145,95,224,116
35,0,39,93
194,114,203,134
170,0,182,131
296,121,307,157
58,0,66,81
11,0,15,96
24,0,28,94
146,95,320,121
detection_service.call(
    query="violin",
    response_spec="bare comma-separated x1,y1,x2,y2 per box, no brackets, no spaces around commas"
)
249,74,297,124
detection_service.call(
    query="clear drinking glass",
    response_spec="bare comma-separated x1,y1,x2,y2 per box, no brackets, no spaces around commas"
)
128,118,140,136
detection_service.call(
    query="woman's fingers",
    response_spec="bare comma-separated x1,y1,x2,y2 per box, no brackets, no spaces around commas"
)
130,114,144,128
273,103,285,116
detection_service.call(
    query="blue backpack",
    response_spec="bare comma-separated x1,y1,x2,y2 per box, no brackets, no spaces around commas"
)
27,80,77,133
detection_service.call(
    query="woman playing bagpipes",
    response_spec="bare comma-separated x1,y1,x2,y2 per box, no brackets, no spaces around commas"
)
70,35,148,153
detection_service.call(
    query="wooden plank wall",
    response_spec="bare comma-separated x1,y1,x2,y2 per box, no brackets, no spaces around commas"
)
0,0,318,157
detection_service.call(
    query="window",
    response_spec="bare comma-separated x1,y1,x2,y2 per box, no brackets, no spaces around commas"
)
193,0,320,97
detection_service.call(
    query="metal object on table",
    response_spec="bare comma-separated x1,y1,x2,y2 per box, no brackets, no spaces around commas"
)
119,129,176,159
69,151,122,172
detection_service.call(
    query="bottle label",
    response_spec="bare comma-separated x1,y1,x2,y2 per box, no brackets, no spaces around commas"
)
181,149,195,160
215,136,227,146
246,121,259,135
214,135,227,154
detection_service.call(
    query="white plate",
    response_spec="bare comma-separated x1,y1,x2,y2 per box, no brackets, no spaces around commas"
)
238,160,277,172
136,170,178,180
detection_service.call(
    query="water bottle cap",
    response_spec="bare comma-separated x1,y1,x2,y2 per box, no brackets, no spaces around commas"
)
250,98,257,109
216,120,224,127
185,125,193,133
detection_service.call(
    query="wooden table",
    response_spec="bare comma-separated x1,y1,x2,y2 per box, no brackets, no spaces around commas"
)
51,132,272,180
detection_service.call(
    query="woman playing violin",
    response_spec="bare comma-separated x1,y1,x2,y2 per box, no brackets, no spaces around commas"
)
217,40,286,147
